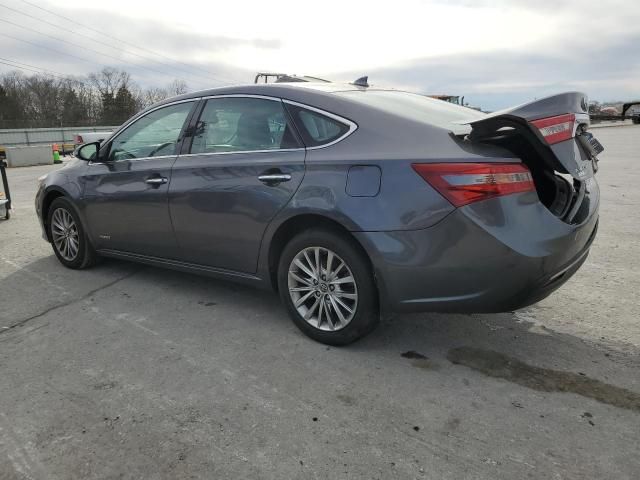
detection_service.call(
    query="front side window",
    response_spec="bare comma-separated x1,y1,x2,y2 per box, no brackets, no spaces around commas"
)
190,97,300,154
108,102,194,161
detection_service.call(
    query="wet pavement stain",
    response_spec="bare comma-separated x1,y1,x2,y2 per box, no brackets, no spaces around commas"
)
93,381,117,390
410,359,440,370
444,416,461,431
401,350,427,360
336,394,356,406
401,351,439,370
447,346,640,412
198,301,217,307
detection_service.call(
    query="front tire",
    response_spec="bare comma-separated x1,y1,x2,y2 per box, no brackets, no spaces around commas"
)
47,197,97,269
277,228,379,345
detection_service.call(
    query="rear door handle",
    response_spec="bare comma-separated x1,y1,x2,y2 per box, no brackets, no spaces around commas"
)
145,177,168,185
258,173,292,184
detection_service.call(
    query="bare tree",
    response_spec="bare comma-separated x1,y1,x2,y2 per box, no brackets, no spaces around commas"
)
88,67,131,96
0,68,195,128
143,87,169,107
168,79,189,96
22,75,61,126
0,72,26,128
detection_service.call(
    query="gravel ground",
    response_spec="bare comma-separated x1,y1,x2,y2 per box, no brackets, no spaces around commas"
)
0,125,638,479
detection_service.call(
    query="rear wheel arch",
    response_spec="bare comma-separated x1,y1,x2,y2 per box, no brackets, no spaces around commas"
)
267,214,374,292
274,220,381,345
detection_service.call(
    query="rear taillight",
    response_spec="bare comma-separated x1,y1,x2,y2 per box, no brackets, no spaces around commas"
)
412,163,535,207
530,113,576,145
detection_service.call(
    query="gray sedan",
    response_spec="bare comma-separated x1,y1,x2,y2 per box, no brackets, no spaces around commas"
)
35,82,602,344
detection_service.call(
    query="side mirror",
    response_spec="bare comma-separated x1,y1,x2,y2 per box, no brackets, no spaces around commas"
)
75,142,101,161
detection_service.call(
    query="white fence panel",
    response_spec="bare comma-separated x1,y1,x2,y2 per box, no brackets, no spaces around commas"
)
0,126,119,147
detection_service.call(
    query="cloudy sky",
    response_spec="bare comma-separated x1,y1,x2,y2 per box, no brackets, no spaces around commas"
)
1,0,638,110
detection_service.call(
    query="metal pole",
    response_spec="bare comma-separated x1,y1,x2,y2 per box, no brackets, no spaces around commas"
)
0,160,11,212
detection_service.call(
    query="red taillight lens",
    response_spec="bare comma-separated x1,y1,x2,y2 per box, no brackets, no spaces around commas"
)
530,113,576,145
412,163,535,207
75,135,83,144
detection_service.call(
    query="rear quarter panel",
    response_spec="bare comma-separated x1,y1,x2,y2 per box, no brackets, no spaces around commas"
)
272,106,521,233
254,95,528,287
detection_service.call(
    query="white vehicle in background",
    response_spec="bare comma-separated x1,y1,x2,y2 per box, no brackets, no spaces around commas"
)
73,131,113,145
72,131,113,157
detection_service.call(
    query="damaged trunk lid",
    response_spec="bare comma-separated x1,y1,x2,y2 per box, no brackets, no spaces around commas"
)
460,92,603,224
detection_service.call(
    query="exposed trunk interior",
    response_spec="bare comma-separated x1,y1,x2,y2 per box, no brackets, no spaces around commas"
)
465,120,588,224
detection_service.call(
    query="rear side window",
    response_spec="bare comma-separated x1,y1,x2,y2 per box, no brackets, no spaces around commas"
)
189,97,301,154
286,104,352,147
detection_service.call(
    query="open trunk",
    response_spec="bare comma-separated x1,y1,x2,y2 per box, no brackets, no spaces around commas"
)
460,92,603,225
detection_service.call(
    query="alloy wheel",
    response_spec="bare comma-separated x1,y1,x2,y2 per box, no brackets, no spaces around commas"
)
51,207,80,261
287,246,358,331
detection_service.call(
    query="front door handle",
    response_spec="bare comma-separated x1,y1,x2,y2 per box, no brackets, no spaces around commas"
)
145,177,168,185
258,173,292,184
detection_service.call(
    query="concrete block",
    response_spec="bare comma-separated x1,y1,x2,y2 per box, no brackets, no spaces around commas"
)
5,145,53,167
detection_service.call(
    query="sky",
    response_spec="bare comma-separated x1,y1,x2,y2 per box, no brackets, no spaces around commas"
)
0,0,638,110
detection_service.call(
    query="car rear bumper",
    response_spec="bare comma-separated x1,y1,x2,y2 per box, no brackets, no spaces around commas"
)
354,191,599,313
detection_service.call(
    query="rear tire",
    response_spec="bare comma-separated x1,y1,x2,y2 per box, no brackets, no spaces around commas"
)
277,228,379,345
47,197,97,269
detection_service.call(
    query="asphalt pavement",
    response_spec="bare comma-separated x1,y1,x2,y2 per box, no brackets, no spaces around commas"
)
0,125,638,479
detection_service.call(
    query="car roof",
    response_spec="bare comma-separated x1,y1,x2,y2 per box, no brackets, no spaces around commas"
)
149,82,369,109
189,81,365,97
132,82,376,125
137,82,481,138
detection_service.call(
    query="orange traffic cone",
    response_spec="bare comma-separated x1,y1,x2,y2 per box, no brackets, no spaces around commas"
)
52,143,61,164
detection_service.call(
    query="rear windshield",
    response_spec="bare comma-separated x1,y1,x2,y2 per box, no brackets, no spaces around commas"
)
335,90,486,134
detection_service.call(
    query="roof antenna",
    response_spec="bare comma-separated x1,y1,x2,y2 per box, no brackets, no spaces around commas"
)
352,76,369,87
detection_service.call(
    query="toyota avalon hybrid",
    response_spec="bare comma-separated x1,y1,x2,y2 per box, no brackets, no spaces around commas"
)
36,82,603,345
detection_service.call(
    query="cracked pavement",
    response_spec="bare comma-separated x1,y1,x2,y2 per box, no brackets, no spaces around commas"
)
0,125,639,479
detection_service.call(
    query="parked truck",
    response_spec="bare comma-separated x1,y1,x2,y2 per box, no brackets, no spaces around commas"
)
622,102,640,124
589,101,640,123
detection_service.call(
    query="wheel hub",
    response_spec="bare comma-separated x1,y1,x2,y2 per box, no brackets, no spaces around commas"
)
287,246,358,332
51,208,80,261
